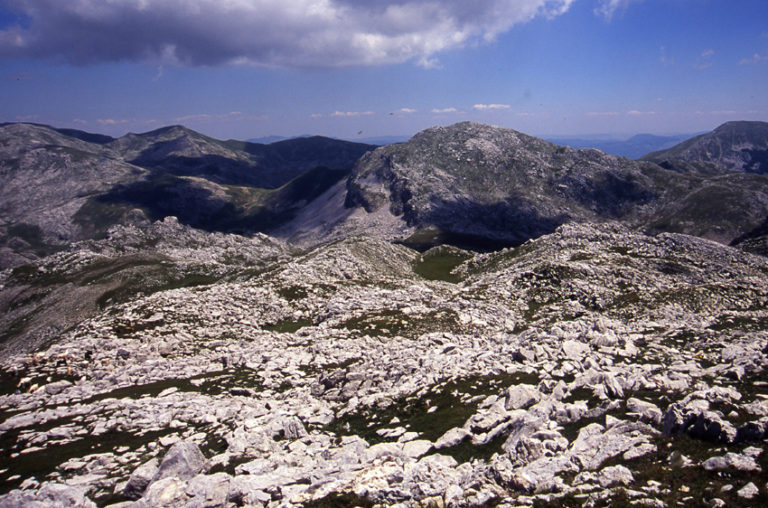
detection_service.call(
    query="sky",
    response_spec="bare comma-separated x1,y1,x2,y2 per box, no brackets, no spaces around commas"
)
0,0,766,141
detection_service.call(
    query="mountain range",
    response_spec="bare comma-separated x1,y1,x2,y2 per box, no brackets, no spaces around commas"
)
1,119,768,507
0,123,374,267
2,120,767,269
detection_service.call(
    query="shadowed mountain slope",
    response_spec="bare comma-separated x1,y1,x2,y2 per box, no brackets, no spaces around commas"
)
290,121,768,249
0,123,374,267
641,121,768,174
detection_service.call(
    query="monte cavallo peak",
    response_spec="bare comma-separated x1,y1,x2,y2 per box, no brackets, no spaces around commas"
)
0,121,768,507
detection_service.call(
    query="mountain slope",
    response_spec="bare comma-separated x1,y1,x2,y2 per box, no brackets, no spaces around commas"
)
287,121,768,249
0,123,375,267
109,125,374,188
641,121,768,173
0,123,148,266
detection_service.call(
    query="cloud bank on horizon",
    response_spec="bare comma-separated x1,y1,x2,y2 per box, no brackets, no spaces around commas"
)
0,0,643,69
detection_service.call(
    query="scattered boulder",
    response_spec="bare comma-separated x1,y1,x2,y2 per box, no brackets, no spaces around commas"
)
151,441,206,485
597,465,634,488
124,458,159,500
702,453,762,473
434,427,471,449
663,401,738,443
737,482,759,500
504,384,541,410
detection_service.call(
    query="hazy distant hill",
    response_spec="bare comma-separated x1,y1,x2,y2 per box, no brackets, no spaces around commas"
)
546,133,695,159
246,135,291,144
248,134,411,146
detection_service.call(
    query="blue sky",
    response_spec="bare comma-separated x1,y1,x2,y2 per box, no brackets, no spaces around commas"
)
0,0,766,140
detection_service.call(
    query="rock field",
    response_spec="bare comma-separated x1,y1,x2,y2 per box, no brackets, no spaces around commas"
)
0,221,767,507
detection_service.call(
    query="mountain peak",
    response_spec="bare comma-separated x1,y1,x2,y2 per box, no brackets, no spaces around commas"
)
641,120,768,174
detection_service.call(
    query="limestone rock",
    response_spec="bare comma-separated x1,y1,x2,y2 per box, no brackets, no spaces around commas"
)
151,441,206,485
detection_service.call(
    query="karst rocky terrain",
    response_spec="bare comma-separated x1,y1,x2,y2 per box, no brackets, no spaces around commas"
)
0,121,767,507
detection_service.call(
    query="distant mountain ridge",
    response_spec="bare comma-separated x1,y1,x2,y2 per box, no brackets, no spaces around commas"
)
641,121,768,173
297,121,768,249
547,133,696,159
2,120,768,268
247,134,411,146
0,123,374,267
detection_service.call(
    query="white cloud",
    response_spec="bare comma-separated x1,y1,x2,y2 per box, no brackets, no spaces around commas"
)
397,108,417,114
587,111,620,117
473,103,511,111
172,111,250,123
432,107,458,114
97,118,132,125
0,0,576,68
626,110,656,116
595,0,639,21
694,48,714,70
739,52,768,65
15,114,40,122
659,45,674,67
331,110,374,117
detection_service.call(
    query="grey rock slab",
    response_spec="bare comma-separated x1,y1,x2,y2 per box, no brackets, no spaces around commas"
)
184,473,231,507
466,402,510,434
702,453,762,473
151,441,206,485
138,477,188,507
737,482,759,499
365,442,403,462
0,482,97,508
124,458,159,500
403,454,461,499
44,380,73,395
562,340,589,360
627,397,663,426
598,465,634,488
227,476,272,506
402,440,433,459
570,422,656,471
663,403,738,443
504,384,541,410
281,416,308,440
434,427,471,449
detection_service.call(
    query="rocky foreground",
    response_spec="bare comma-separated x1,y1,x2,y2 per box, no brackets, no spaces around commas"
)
0,221,767,507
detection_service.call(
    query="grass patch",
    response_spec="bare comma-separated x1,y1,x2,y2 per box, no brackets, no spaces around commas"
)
302,492,376,508
265,318,313,333
601,434,768,507
327,371,539,446
336,309,461,339
413,246,472,283
278,285,309,302
399,228,517,253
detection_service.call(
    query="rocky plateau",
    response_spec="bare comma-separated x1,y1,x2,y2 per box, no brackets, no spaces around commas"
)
0,121,767,507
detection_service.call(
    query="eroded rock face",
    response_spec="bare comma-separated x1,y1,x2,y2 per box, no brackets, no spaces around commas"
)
0,222,767,507
342,121,768,248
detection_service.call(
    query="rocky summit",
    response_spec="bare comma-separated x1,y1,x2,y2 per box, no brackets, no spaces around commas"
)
0,121,767,507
